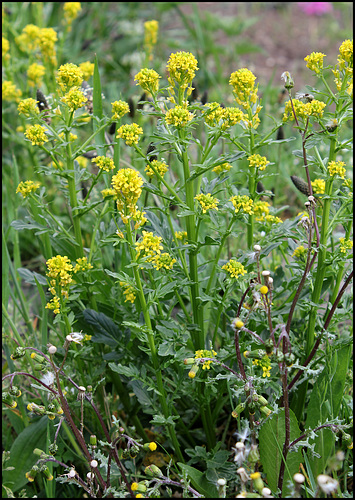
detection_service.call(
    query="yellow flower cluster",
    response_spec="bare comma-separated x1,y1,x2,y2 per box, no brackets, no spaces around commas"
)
175,230,187,241
311,178,325,194
2,36,10,62
2,80,22,102
304,52,326,74
24,124,48,146
45,255,73,313
15,24,40,52
135,231,175,270
79,61,94,81
212,162,232,175
194,349,217,370
339,237,353,253
195,193,219,213
252,355,271,378
92,156,115,172
59,132,77,142
74,256,93,273
16,180,41,198
101,188,116,198
61,87,87,111
167,51,198,88
328,160,346,179
229,68,258,106
111,168,143,219
134,68,161,95
144,20,159,48
292,245,307,259
222,260,247,279
333,39,353,94
165,105,194,127
253,201,270,221
27,63,45,88
116,123,143,146
145,159,168,178
111,100,130,120
56,63,83,92
119,281,136,303
151,252,176,271
17,98,39,116
247,154,270,171
230,195,254,215
203,102,244,129
37,27,57,65
63,2,82,30
283,99,326,121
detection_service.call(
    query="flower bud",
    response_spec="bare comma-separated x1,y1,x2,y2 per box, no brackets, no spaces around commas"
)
10,347,26,360
131,481,148,493
184,357,195,365
49,443,58,455
129,446,140,458
144,464,163,478
231,317,244,330
42,466,54,481
231,402,245,419
259,285,268,295
188,364,199,379
2,392,17,408
257,395,268,407
250,471,264,492
260,406,272,418
248,444,260,465
90,435,97,446
30,352,45,363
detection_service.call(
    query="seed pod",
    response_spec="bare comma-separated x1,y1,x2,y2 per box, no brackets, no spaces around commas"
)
291,175,311,196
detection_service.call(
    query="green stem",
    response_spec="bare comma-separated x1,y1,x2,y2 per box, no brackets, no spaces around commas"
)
329,219,352,306
306,173,334,355
125,222,184,463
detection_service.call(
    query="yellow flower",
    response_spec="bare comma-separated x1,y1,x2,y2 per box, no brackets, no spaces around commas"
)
56,63,83,92
292,245,307,259
101,188,116,198
27,63,45,88
222,260,247,279
2,80,22,102
61,87,87,111
175,230,187,241
311,178,325,194
116,123,143,146
194,349,217,370
92,156,115,172
15,24,40,52
229,68,258,107
144,20,159,47
167,51,198,88
16,180,41,198
63,2,82,30
111,168,143,216
220,107,244,129
152,252,176,270
58,132,77,142
195,193,219,213
304,99,326,118
136,231,163,259
304,52,326,74
339,237,353,253
79,61,94,81
212,162,232,175
17,98,39,116
248,154,270,171
24,124,48,146
134,68,161,95
165,105,194,127
253,201,270,221
111,100,130,120
204,102,224,126
119,282,136,303
2,36,10,61
46,255,74,287
74,257,93,272
283,99,307,122
38,27,57,64
328,160,346,179
339,39,353,64
145,160,168,178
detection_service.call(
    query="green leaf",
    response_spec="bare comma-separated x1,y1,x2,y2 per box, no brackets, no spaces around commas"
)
108,362,139,378
305,344,351,477
259,408,303,496
83,309,121,346
177,463,218,498
93,54,105,156
16,268,48,286
2,416,48,492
